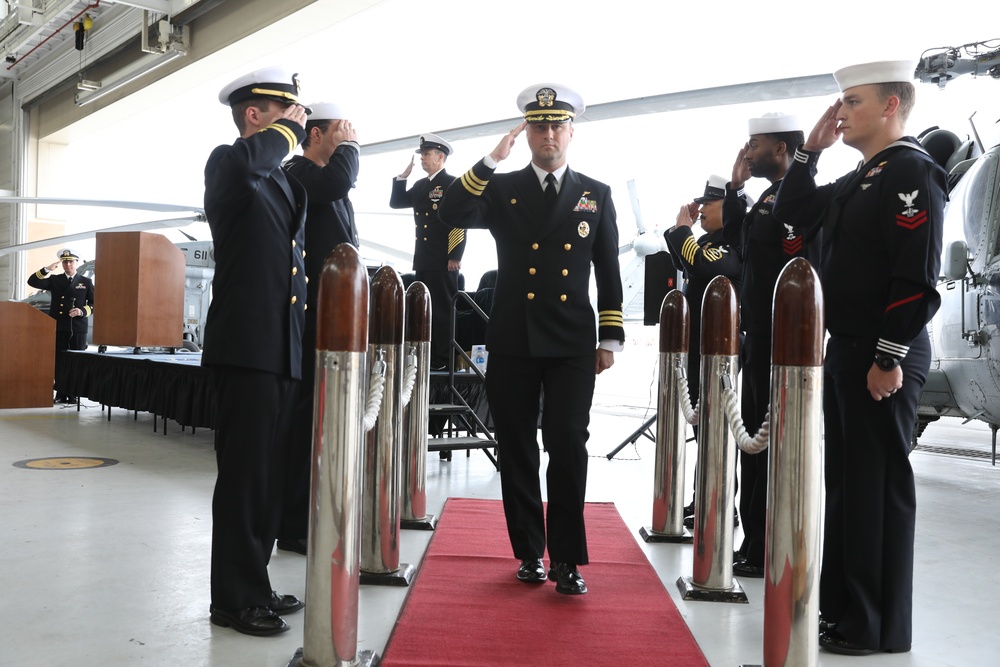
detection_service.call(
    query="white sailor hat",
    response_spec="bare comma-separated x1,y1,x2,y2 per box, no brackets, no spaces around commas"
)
218,66,307,109
694,174,728,204
416,133,453,156
833,60,916,92
517,83,584,123
58,248,80,262
748,112,802,135
306,102,347,122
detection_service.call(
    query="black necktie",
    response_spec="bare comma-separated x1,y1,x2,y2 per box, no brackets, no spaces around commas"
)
544,173,558,211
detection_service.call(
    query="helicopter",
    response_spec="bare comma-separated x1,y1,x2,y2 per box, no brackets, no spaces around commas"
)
909,39,1000,460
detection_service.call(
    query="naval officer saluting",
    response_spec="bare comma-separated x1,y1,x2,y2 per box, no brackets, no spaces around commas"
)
202,66,309,636
389,133,467,369
439,84,624,595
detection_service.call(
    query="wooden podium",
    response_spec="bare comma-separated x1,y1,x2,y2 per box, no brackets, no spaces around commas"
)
92,231,185,348
0,302,55,408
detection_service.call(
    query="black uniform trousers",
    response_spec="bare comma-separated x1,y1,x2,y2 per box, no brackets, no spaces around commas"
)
211,366,298,612
737,332,769,565
485,351,595,566
55,329,87,400
417,268,459,367
279,339,316,543
820,333,927,652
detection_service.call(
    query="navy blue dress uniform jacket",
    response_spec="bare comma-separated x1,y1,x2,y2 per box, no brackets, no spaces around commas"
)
27,270,94,335
202,118,308,380
437,160,625,355
775,139,945,356
390,170,467,271
663,226,743,341
722,179,820,335
283,143,361,326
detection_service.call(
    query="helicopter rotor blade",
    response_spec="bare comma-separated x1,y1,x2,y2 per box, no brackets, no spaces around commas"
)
0,196,205,214
0,215,204,257
360,74,838,155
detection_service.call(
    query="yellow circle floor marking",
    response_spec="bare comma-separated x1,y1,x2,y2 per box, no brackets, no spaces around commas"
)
13,457,118,470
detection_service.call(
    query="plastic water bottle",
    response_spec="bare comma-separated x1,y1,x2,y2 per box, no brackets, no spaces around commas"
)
472,345,487,373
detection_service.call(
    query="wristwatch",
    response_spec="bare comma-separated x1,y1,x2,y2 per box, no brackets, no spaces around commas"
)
875,353,900,371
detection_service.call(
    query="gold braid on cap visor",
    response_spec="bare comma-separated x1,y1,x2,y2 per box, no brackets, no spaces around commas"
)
523,109,575,122
250,87,300,103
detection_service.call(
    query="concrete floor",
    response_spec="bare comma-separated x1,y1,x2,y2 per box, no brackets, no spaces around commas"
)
2,338,998,666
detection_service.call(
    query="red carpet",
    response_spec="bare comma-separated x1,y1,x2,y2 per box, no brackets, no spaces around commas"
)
379,498,708,666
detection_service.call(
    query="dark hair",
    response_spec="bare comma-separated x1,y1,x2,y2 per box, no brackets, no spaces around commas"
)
302,120,333,149
875,81,915,125
767,130,805,153
231,98,273,134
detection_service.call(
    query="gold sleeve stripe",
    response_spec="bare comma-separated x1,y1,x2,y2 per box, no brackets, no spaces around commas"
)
681,236,723,263
83,305,93,316
265,122,298,153
447,228,465,254
680,236,699,264
460,169,488,196
599,310,624,326
34,269,47,279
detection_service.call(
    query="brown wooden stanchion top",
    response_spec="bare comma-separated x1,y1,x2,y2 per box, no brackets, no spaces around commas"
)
405,282,431,343
316,243,369,353
659,289,690,354
772,257,824,367
369,265,405,345
700,276,739,356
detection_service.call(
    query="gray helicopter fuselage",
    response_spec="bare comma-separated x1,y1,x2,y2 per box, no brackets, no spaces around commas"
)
920,143,1000,429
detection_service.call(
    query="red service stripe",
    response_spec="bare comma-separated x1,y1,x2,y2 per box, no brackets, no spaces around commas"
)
885,292,923,313
895,211,927,230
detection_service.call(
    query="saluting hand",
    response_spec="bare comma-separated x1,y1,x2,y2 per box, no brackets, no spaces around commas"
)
804,99,843,152
490,121,527,163
675,203,698,229
277,103,308,129
331,119,358,145
399,156,415,179
46,262,60,272
731,143,751,191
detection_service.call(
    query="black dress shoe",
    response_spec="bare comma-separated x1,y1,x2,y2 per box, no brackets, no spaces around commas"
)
818,615,837,633
516,558,546,583
276,538,307,555
547,561,587,595
210,605,289,636
270,591,304,615
819,630,876,656
732,560,765,578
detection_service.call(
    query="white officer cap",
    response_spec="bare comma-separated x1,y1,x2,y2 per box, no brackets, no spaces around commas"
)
748,112,802,135
416,133,453,156
306,102,347,121
218,66,307,110
58,248,80,262
694,174,728,204
833,60,916,92
517,83,585,123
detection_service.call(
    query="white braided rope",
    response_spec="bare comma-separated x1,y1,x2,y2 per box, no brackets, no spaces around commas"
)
363,358,387,433
674,363,700,426
399,350,418,408
721,387,770,454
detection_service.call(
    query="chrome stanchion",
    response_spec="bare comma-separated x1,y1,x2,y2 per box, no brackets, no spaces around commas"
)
288,243,377,667
677,275,747,603
400,281,435,531
751,258,823,667
641,289,693,544
360,266,414,586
